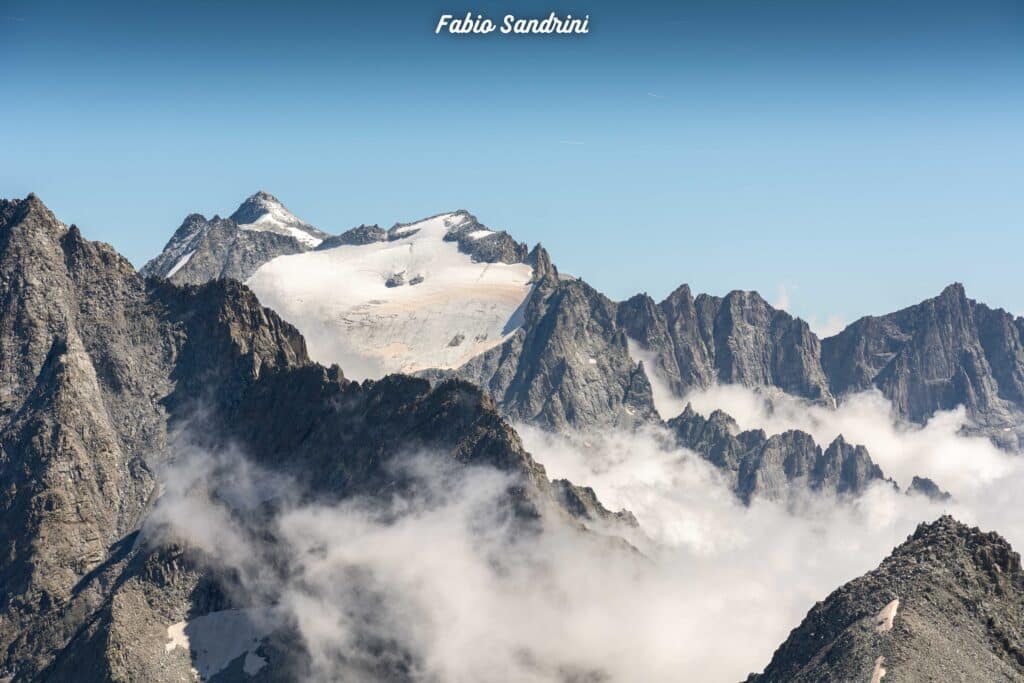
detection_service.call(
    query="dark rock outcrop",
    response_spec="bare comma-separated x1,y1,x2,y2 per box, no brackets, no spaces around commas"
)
316,223,387,249
907,476,953,502
622,286,833,404
668,404,891,503
747,516,1024,682
441,210,530,264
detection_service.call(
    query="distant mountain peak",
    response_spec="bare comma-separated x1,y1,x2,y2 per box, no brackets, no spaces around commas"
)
228,191,325,247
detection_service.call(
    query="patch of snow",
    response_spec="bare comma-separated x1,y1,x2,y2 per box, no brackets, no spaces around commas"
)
166,250,195,278
874,598,899,633
165,607,280,680
627,338,686,420
871,655,887,683
247,212,533,380
243,651,267,676
467,229,493,240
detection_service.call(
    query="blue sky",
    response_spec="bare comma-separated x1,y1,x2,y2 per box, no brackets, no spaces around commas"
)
2,0,1022,330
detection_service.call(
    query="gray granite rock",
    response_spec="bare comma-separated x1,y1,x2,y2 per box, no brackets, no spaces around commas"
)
444,251,659,430
821,283,1024,446
746,516,1024,682
668,404,892,503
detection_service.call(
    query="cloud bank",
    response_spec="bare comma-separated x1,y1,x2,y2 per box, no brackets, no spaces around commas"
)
145,386,1024,682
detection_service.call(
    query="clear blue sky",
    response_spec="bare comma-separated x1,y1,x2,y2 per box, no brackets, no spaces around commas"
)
3,0,1022,331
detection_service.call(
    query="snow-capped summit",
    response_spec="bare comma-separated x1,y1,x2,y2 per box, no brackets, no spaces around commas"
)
246,211,535,380
229,191,327,248
141,192,327,285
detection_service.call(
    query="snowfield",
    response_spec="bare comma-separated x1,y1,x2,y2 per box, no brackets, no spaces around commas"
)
246,212,533,380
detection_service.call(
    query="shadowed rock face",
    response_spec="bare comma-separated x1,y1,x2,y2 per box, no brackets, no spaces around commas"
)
446,257,659,431
622,285,833,403
821,283,1024,446
463,275,1024,440
0,195,615,682
746,516,1024,683
444,266,835,431
667,404,891,503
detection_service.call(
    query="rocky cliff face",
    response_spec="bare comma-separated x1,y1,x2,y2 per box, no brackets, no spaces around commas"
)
621,285,833,404
0,195,617,681
821,283,1024,447
453,275,1024,439
140,192,328,285
447,254,659,431
668,404,891,503
747,516,1024,682
446,259,836,430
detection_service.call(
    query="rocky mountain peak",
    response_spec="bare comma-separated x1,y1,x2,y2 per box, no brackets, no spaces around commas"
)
142,191,329,285
228,190,291,224
0,193,66,244
938,281,967,302
905,515,1022,573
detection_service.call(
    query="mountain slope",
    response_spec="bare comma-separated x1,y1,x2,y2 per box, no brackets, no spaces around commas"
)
747,516,1024,682
821,283,1024,447
0,195,621,681
140,191,327,285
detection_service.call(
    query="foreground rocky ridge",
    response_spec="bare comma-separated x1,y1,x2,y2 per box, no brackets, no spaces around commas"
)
747,516,1024,682
0,195,626,681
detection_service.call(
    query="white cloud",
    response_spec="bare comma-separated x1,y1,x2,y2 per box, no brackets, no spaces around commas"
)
772,283,792,311
806,313,847,338
145,388,1024,682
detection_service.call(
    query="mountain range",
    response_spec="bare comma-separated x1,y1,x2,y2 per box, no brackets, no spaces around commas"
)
144,193,1024,452
1,191,1021,681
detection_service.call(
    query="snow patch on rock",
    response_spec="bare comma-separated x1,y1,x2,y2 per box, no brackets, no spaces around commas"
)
874,598,899,633
871,655,887,682
164,607,280,680
166,250,195,278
